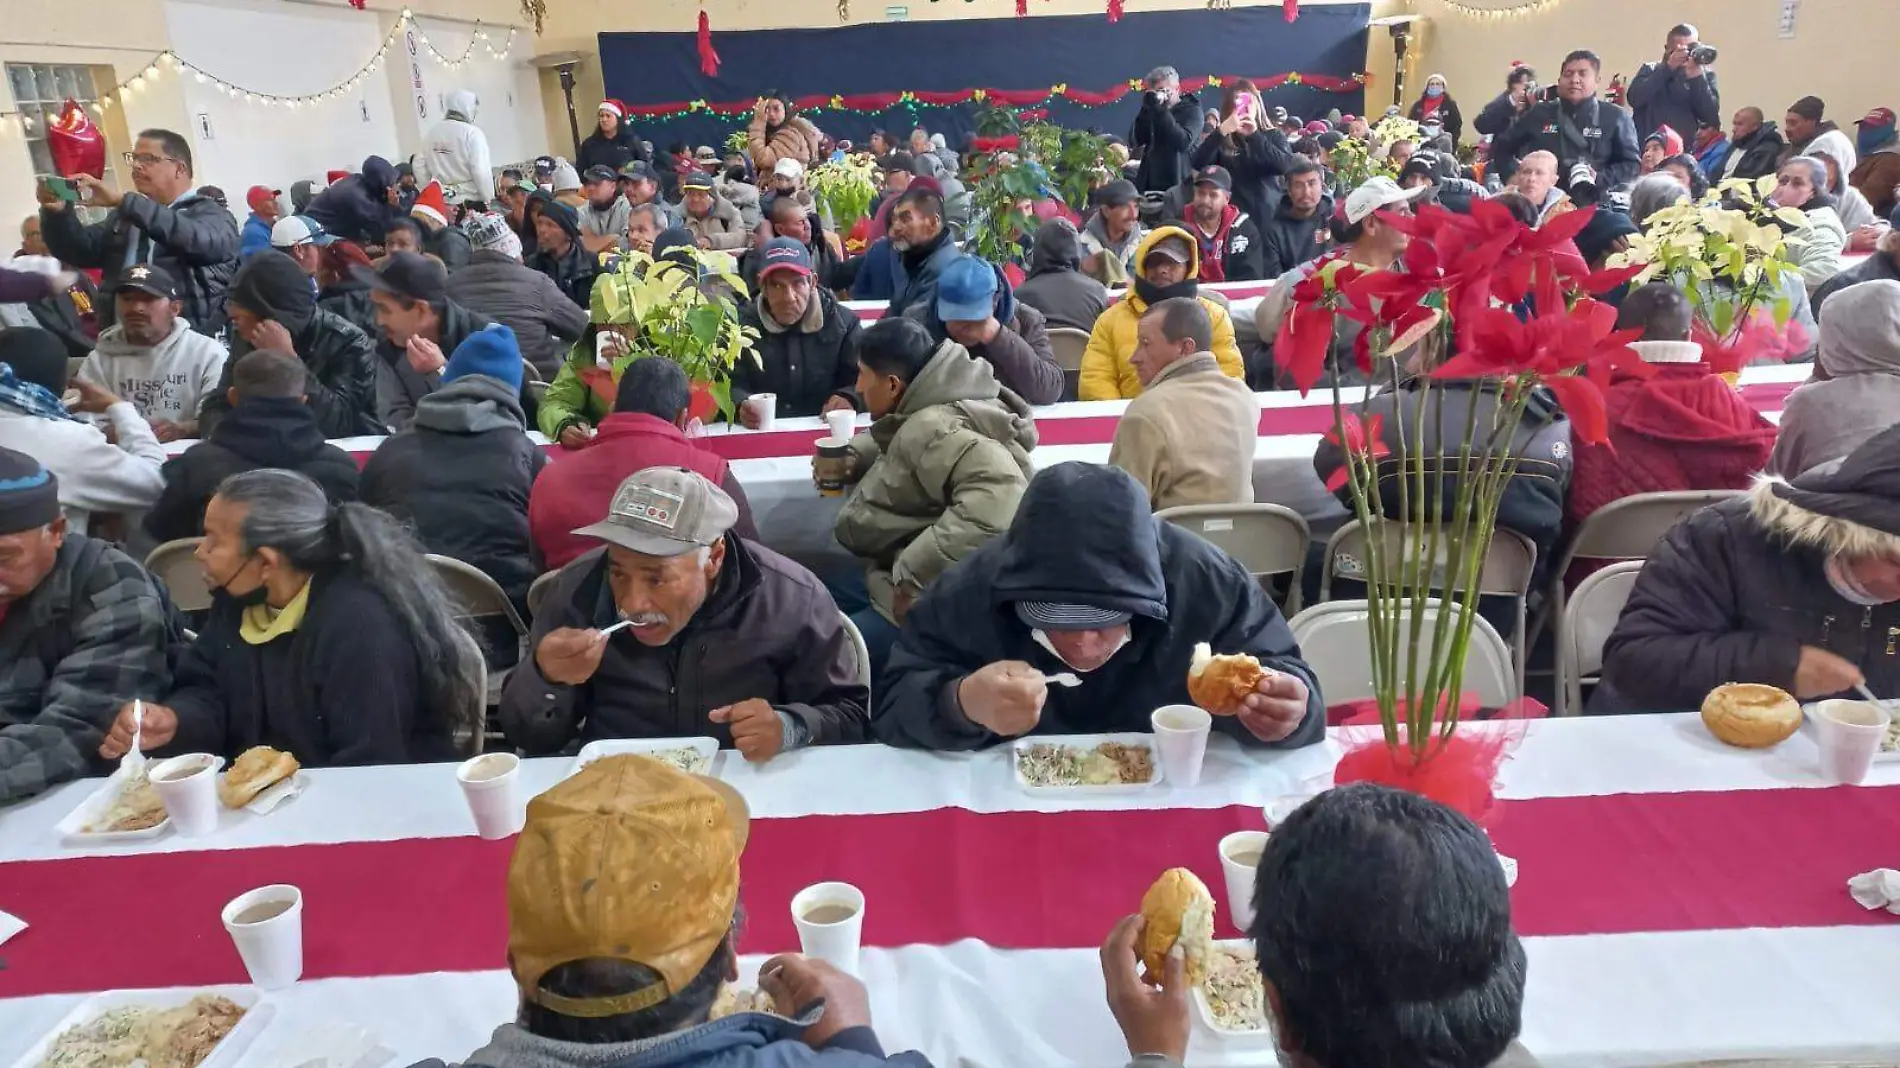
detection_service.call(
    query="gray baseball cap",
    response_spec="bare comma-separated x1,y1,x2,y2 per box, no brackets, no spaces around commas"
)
572,467,739,557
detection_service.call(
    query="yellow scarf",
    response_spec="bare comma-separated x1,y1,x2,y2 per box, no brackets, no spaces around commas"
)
238,579,312,645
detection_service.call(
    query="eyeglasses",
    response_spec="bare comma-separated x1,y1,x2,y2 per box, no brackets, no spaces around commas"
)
121,152,181,167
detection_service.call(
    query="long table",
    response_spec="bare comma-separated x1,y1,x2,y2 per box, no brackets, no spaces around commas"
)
163,364,1812,575
2,714,1897,1068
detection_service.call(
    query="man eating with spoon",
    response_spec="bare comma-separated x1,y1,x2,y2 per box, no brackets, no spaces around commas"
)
871,463,1322,750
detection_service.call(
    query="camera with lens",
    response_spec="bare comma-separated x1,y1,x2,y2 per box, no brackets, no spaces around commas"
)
1541,84,1561,103
1689,44,1718,65
1567,161,1599,204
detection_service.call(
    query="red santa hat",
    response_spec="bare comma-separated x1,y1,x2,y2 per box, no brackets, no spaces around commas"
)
598,99,626,119
410,180,450,227
326,169,350,185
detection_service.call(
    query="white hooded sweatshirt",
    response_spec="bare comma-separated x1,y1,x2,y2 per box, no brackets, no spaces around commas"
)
77,317,227,427
0,403,165,535
420,89,494,204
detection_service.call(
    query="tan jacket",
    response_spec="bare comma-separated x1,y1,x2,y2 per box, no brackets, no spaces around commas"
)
1108,353,1260,511
748,114,825,172
683,194,749,252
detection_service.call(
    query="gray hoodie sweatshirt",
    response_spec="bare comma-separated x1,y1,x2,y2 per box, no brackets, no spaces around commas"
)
78,318,227,426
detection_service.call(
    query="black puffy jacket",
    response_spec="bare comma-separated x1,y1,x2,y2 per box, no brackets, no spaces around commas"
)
1131,92,1203,195
874,462,1325,750
39,191,238,338
577,127,649,174
306,157,404,246
317,278,379,340
145,397,360,544
199,309,382,439
733,289,863,418
359,375,545,610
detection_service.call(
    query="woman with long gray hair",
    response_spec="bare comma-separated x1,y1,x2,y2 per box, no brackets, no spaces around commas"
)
99,468,482,766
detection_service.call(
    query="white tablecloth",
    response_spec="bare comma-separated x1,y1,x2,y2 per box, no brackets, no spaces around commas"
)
3,715,1897,1068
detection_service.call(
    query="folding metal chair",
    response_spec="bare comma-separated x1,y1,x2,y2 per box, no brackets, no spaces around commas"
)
1157,503,1312,614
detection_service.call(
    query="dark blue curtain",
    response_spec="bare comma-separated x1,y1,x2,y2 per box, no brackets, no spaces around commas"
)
598,4,1369,153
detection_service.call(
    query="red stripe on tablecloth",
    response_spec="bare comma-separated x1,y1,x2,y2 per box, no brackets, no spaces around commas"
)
344,379,1802,466
0,784,1893,997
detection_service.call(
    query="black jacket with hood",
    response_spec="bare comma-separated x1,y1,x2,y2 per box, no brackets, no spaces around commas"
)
1014,221,1108,332
145,397,360,544
317,276,379,340
577,125,649,175
873,462,1325,751
1722,122,1786,181
374,300,491,432
305,156,405,246
1598,433,1900,714
360,374,546,609
199,251,383,439
1257,194,1337,278
733,287,864,418
39,188,238,338
1131,91,1203,194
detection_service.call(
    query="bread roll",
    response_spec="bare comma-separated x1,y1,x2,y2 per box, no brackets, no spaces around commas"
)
219,746,300,808
1187,642,1266,716
1138,868,1216,988
1701,683,1801,749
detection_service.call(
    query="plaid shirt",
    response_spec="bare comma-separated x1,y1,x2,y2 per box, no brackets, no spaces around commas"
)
0,536,174,804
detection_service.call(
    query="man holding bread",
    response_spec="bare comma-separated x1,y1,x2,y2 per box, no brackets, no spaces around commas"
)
872,462,1323,750
1599,425,1900,713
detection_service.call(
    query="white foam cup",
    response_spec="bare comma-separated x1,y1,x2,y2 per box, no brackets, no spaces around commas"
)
1218,830,1270,931
148,753,224,836
1812,699,1891,785
791,881,866,976
824,408,856,443
221,884,304,989
1151,704,1212,788
744,392,777,431
457,752,525,839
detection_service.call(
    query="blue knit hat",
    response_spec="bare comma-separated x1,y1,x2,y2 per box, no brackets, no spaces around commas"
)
937,255,999,322
442,323,524,391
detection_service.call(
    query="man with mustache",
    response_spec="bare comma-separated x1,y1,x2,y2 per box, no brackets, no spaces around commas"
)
504,466,862,764
74,264,227,442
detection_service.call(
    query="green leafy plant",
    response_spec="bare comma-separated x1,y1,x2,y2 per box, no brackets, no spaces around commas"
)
723,130,751,158
1610,175,1806,339
808,154,882,237
1330,135,1395,192
589,249,761,421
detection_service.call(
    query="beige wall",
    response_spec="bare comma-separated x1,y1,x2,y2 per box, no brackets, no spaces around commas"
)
1408,0,1889,139
0,0,530,236
530,0,1406,158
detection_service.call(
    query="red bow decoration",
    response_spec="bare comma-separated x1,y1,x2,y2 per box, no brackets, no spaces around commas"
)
1693,313,1810,375
970,135,1021,153
1106,0,1123,21
1016,0,1028,15
1322,412,1389,493
1284,0,1298,21
46,98,105,180
697,9,720,77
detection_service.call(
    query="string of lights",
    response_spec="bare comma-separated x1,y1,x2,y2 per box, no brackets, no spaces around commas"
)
1433,0,1566,20
0,8,516,132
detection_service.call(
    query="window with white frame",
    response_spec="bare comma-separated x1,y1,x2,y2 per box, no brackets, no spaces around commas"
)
6,63,115,183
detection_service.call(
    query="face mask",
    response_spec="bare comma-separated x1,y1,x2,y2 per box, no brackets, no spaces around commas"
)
1857,125,1891,157
1425,86,1445,99
1826,554,1895,607
1422,124,1443,140
215,552,271,608
1030,627,1132,673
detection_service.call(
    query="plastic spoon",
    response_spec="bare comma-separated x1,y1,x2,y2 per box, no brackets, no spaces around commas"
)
1854,682,1889,710
124,699,146,775
597,618,636,638
1040,672,1082,688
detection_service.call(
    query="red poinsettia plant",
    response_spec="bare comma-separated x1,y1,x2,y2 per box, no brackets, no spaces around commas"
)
1280,200,1649,820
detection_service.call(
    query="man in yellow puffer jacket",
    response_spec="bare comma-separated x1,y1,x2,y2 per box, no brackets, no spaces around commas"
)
1077,226,1245,399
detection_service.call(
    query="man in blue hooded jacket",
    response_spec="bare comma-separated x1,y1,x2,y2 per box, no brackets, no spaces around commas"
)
305,155,405,247
873,462,1324,750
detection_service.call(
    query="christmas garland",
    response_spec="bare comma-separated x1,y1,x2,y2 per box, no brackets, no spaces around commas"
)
619,70,1371,121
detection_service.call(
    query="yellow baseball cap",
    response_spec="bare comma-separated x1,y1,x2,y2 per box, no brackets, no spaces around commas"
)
508,755,750,1017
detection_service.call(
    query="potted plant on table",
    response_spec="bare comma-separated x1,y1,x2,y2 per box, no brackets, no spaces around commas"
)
1276,200,1649,821
589,248,760,423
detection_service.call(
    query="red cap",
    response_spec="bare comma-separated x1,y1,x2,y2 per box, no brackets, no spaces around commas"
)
245,185,281,213
1858,107,1897,129
326,169,350,185
410,180,450,226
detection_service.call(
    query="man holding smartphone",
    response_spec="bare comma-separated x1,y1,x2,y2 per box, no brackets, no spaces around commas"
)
1492,50,1642,200
36,128,238,340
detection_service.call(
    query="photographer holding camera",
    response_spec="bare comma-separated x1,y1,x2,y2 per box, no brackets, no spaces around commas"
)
1628,23,1721,143
1474,63,1538,139
1130,66,1203,197
1494,50,1641,204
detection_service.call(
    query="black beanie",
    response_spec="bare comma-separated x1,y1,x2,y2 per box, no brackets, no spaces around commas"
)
0,327,71,395
0,446,60,535
227,250,316,334
651,227,696,265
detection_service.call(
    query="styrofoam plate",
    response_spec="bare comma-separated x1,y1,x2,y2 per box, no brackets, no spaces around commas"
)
1012,732,1164,795
4,986,274,1068
56,763,169,844
1192,939,1272,1039
567,737,721,779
